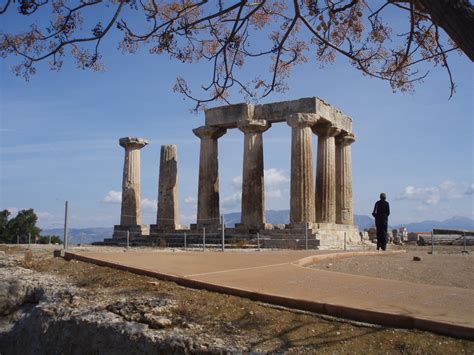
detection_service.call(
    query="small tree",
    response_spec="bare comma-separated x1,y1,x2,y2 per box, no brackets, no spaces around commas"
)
0,209,10,242
37,235,63,244
2,209,42,244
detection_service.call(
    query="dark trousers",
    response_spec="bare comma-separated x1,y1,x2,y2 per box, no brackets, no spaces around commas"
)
376,219,388,250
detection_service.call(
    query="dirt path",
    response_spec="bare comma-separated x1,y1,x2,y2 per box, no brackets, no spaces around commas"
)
1,245,473,354
310,247,474,290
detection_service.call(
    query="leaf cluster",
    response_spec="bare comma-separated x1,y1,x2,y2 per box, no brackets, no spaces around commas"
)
0,0,467,110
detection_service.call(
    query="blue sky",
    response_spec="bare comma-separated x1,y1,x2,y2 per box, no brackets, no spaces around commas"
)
1,4,473,229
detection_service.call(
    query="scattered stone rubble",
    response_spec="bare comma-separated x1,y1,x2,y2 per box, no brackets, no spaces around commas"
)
0,252,245,353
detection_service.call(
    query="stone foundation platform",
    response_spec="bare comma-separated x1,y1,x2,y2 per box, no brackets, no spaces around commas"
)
112,225,149,239
101,224,364,250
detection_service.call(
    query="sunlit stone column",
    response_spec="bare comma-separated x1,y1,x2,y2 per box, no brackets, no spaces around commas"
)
193,126,226,229
287,113,318,226
237,119,271,229
113,137,149,238
151,145,179,233
336,133,356,225
313,123,341,224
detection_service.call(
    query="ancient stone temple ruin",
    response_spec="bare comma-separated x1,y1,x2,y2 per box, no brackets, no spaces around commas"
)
110,97,360,249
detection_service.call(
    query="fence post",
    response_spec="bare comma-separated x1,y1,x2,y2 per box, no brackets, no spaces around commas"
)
305,223,308,250
17,234,19,245
28,233,31,247
184,232,187,250
462,231,469,254
63,200,69,250
221,215,225,252
257,232,260,251
203,227,206,252
344,232,347,251
431,231,434,253
126,230,130,250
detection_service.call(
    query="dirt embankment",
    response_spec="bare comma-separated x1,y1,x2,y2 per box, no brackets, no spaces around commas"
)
310,247,474,290
1,245,473,354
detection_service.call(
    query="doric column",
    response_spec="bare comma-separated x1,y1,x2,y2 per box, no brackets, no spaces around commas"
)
336,133,356,225
238,119,271,229
287,113,318,225
113,137,149,239
193,126,226,228
313,123,341,223
152,145,179,232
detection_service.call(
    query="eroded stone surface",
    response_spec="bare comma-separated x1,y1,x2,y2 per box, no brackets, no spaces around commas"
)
336,133,356,225
205,97,352,132
152,145,179,232
238,119,271,229
313,123,341,224
287,114,318,225
193,126,226,229
114,137,149,239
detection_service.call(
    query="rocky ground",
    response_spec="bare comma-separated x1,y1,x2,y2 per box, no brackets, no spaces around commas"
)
1,244,473,354
311,245,474,289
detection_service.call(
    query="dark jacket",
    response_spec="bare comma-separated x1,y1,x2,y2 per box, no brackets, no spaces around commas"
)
372,200,390,222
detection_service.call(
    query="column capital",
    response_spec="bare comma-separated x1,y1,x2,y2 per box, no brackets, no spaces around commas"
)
312,122,340,137
336,132,356,146
119,137,149,149
237,119,271,134
193,126,227,140
286,113,319,129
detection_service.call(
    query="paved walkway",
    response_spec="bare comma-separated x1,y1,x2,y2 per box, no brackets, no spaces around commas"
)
65,249,474,339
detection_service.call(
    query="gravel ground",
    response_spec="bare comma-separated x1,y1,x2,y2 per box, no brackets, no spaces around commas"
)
311,246,474,289
1,245,473,354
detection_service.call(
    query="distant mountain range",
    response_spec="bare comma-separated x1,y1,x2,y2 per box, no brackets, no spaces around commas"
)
393,216,474,233
41,212,474,244
41,227,113,245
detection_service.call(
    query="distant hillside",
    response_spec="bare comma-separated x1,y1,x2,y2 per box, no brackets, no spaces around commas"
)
394,216,474,232
41,227,113,244
224,210,374,229
40,215,473,243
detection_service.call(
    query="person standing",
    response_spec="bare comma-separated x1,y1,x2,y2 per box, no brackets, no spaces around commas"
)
372,193,390,251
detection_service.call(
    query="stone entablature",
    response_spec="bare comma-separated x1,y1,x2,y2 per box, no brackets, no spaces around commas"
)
205,97,352,133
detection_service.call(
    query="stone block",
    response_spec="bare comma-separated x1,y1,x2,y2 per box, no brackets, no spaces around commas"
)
205,103,254,128
113,225,149,239
204,97,352,132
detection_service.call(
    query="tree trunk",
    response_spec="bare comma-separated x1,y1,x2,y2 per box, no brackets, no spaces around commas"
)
412,0,474,61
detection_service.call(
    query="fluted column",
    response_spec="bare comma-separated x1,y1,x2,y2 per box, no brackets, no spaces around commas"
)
155,145,179,231
313,123,340,223
238,119,271,229
336,133,356,225
119,137,149,226
287,113,318,225
193,126,226,228
113,137,149,239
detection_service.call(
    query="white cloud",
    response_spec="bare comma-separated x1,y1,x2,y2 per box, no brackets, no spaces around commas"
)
184,196,197,204
266,189,283,199
231,175,242,189
6,207,19,216
221,192,242,212
102,190,122,204
397,181,470,205
222,168,290,212
102,191,156,211
37,211,55,220
179,213,197,226
466,184,474,195
141,198,157,211
264,168,290,186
